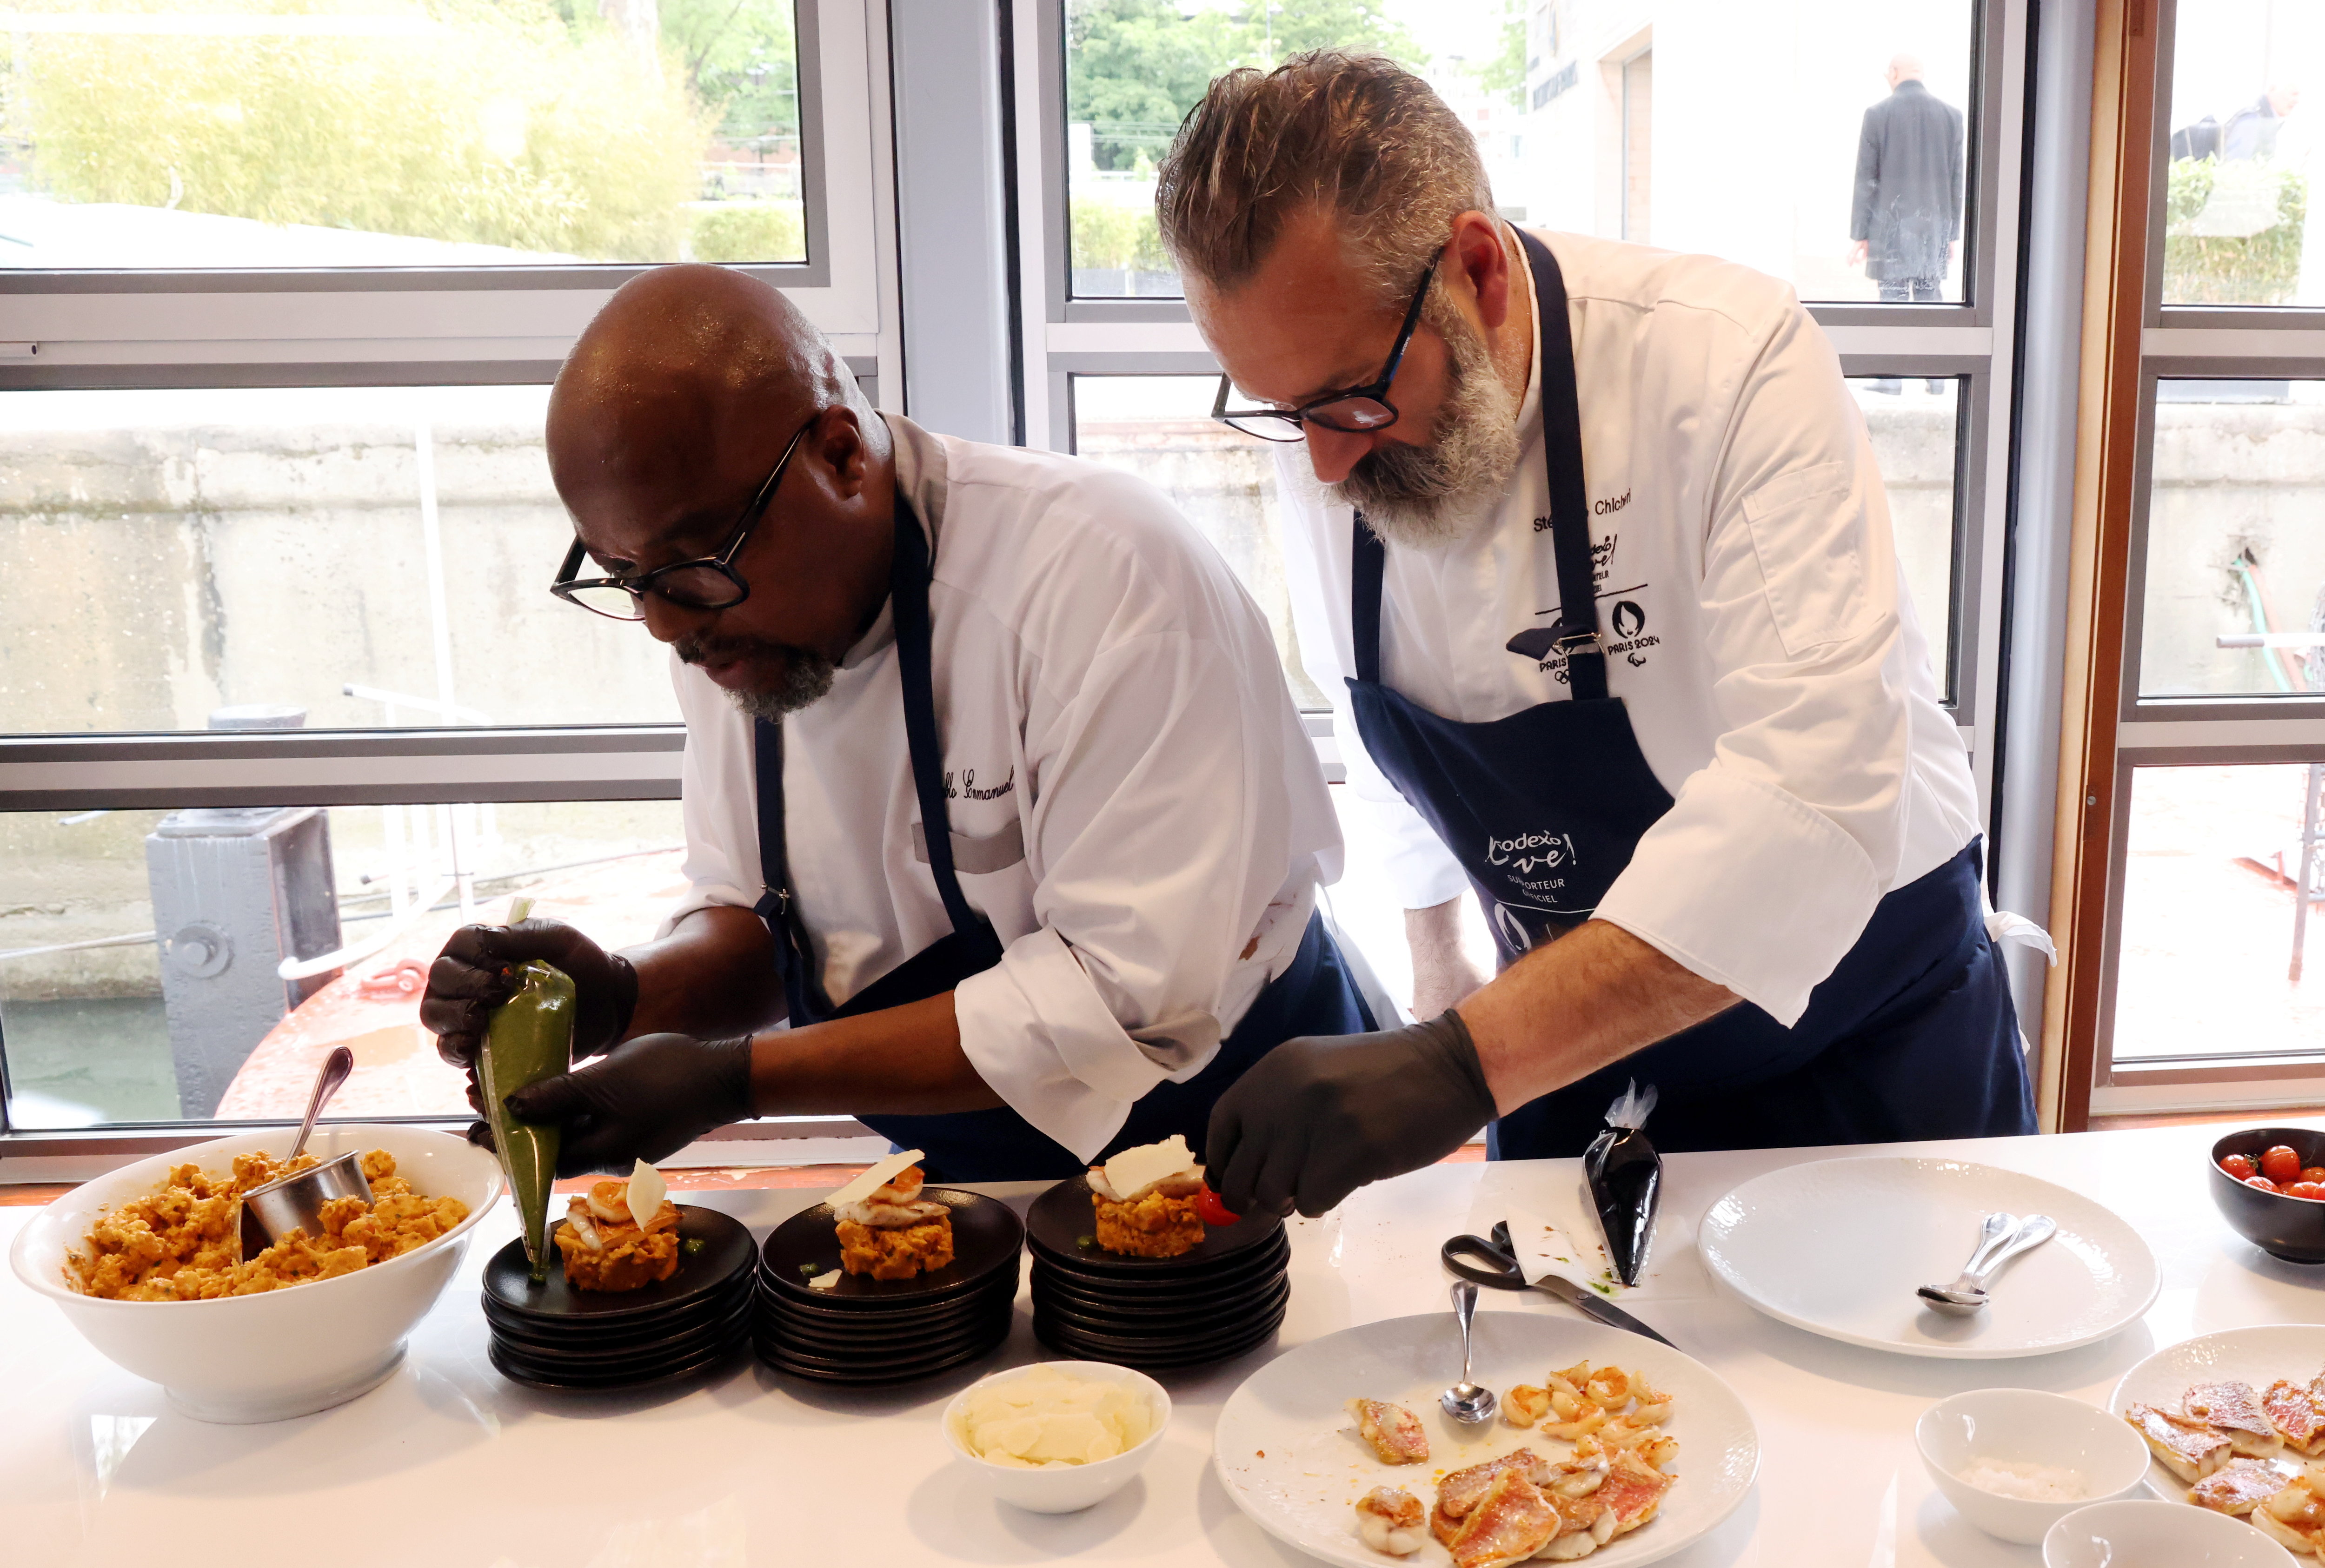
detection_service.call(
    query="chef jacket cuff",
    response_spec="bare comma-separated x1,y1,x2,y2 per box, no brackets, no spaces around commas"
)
953,925,1169,1162
1592,768,1882,1026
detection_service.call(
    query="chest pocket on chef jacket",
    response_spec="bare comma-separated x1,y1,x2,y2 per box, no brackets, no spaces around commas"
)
911,819,1026,876
1738,459,1872,658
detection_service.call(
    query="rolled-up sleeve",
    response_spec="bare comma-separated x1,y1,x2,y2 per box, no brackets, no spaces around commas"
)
951,505,1337,1159
1593,304,1909,1025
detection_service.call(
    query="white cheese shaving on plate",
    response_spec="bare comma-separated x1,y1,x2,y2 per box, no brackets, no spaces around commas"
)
808,1269,842,1291
830,1148,926,1208
625,1158,667,1229
1096,1135,1201,1204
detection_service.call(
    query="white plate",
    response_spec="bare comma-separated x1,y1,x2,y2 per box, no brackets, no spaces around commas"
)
1697,1157,2160,1359
1213,1312,1758,1568
2108,1324,2325,1503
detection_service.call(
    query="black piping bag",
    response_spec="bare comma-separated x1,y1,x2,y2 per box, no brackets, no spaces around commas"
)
1584,1081,1660,1288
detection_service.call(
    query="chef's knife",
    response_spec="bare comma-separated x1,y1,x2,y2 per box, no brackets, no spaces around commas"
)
1440,1231,1679,1348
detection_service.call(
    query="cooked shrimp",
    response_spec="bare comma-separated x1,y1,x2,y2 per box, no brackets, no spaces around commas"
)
1584,1367,1630,1409
1628,1373,1673,1424
1354,1488,1427,1557
1544,1404,1606,1441
1503,1385,1551,1429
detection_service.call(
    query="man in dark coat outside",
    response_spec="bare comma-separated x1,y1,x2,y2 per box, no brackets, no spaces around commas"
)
1850,53,1963,393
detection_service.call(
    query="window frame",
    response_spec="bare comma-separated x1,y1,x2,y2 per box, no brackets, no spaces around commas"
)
2073,0,2325,1118
0,0,907,1164
1017,0,2028,784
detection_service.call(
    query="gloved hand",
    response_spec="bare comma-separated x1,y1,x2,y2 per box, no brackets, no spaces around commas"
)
1205,1010,1497,1219
475,1032,755,1177
421,919,638,1071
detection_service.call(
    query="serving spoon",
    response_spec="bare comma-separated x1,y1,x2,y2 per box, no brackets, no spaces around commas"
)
237,1045,358,1261
1441,1280,1499,1426
1918,1211,2057,1315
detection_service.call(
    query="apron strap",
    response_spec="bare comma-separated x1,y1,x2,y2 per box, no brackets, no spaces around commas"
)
1350,229,1606,702
751,498,985,1024
1517,228,1609,703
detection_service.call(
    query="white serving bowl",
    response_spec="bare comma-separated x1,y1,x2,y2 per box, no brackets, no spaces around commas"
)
942,1360,1170,1514
9,1123,502,1424
1916,1388,2151,1544
2045,1499,2298,1567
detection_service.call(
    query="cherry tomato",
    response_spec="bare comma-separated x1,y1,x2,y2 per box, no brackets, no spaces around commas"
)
2288,1182,2325,1202
2300,1167,2325,1186
2262,1145,2304,1184
2222,1153,2259,1181
1195,1185,1239,1228
2246,1175,2283,1194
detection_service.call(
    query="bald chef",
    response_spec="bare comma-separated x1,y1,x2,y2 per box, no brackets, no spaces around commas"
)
1174,52,2037,1218
420,265,1372,1181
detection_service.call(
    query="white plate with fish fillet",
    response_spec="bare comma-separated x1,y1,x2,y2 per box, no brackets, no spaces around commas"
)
1213,1312,1757,1568
2109,1325,2325,1507
1697,1158,2160,1359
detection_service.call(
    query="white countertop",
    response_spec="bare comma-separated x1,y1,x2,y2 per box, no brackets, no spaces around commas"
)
3,1122,2318,1568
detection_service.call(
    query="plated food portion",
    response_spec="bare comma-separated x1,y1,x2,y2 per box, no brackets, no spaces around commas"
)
753,1151,1023,1384
1028,1137,1289,1369
1216,1312,1758,1568
70,1147,469,1301
482,1161,756,1391
2110,1324,2325,1561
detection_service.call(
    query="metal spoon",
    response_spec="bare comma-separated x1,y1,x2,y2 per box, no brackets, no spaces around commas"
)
237,1045,357,1261
1441,1280,1499,1426
1918,1211,2058,1315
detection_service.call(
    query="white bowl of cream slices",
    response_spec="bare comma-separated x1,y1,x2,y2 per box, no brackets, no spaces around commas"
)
1918,1389,2150,1544
943,1361,1172,1513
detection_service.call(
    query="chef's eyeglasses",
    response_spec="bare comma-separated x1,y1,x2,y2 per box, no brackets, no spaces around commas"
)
1209,257,1438,443
550,414,817,621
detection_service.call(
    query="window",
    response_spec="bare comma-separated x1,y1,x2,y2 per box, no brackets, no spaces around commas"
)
0,0,894,1158
0,0,807,269
2158,2,2317,308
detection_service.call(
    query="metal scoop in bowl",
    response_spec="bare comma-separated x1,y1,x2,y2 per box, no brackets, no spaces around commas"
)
238,1045,363,1261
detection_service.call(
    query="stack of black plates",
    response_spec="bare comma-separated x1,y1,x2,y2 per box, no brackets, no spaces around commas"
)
481,1205,757,1390
1027,1176,1289,1368
753,1188,1023,1383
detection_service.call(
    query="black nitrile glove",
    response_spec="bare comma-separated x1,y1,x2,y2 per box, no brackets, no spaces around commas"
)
422,919,638,1071
489,1032,754,1176
1205,1010,1496,1219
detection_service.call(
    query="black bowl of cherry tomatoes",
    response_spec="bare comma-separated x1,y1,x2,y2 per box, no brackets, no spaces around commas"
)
2212,1127,2325,1264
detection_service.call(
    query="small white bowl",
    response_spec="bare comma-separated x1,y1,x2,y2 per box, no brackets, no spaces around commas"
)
942,1360,1171,1514
1916,1388,2151,1544
9,1123,503,1424
2045,1499,2298,1567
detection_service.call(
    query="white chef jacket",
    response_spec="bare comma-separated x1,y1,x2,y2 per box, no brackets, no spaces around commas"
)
668,413,1339,1159
1278,229,1982,1027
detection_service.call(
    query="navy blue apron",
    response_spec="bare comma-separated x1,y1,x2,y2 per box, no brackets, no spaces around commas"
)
751,501,1375,1183
1345,228,2034,1159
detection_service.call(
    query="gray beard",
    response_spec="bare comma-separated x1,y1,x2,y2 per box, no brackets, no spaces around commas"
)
1326,299,1523,550
675,633,838,721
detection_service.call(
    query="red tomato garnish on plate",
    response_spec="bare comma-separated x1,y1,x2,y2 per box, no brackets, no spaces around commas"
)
2223,1153,2258,1181
1195,1185,1239,1228
2288,1182,2325,1202
2246,1175,2283,1194
2263,1145,2304,1184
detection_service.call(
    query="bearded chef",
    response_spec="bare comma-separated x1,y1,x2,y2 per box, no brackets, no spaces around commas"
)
419,264,1373,1181
1170,52,2039,1218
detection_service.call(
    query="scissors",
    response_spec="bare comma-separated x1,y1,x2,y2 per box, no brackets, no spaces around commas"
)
1440,1221,1678,1348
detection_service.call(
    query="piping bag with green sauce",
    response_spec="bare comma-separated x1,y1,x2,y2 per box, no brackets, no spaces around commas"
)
1584,1080,1661,1288
478,900,574,1283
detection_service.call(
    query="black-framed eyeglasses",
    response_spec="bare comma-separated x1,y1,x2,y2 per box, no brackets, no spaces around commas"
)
1209,257,1439,443
550,413,819,621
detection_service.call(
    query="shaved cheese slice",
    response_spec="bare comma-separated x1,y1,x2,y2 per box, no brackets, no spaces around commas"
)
627,1158,667,1229
1100,1135,1200,1203
830,1148,926,1209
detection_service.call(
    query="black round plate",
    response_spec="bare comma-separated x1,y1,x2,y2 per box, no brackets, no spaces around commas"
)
763,1301,1018,1366
488,1334,744,1391
1034,1303,1284,1367
759,1291,1012,1347
1029,1245,1286,1308
1031,1274,1289,1337
1034,1292,1285,1355
485,1274,755,1347
1023,1174,1280,1275
491,1297,755,1368
484,1206,755,1323
756,1258,1019,1325
1029,1274,1284,1325
758,1188,1023,1308
754,1322,1010,1384
1030,1230,1289,1293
